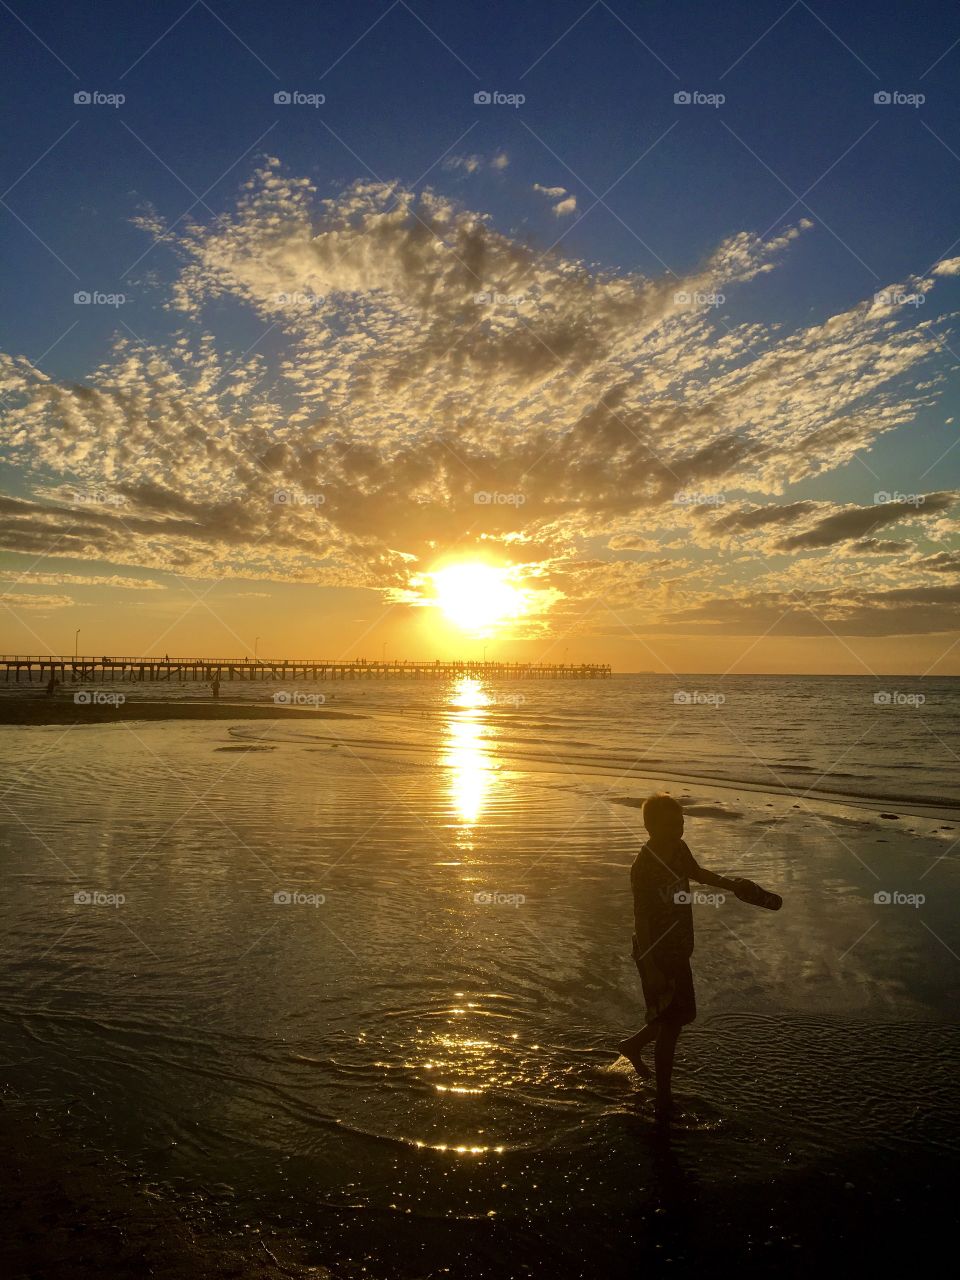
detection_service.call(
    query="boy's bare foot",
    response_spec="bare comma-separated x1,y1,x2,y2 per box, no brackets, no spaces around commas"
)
617,1039,652,1078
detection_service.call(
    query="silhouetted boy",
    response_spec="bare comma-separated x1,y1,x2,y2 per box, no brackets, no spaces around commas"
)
618,793,779,1119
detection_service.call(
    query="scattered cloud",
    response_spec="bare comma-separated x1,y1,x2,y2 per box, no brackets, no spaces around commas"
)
533,182,577,216
444,150,509,176
0,590,75,611
0,158,955,638
775,494,955,551
1,570,166,590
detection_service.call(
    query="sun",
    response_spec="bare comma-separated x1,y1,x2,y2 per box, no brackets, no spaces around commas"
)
429,562,527,634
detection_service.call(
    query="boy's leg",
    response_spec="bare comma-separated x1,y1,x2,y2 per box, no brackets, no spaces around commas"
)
653,1021,681,1113
617,1022,658,1075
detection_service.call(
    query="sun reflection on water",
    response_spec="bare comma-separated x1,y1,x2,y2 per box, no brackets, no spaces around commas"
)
443,677,496,825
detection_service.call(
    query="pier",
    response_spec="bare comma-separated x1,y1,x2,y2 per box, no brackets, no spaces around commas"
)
0,655,611,682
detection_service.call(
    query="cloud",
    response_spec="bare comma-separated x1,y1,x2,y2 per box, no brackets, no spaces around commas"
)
532,182,576,216
1,570,165,589
933,257,960,276
607,533,656,551
444,150,509,176
775,493,956,550
707,501,821,535
911,551,960,573
640,584,960,636
848,538,911,554
0,590,75,611
0,159,955,638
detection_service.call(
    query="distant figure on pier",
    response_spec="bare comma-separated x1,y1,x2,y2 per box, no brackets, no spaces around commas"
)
211,675,220,699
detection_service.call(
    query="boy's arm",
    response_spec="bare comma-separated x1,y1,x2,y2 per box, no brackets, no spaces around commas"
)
688,859,738,891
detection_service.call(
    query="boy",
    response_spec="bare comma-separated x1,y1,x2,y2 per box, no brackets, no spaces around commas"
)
618,793,740,1119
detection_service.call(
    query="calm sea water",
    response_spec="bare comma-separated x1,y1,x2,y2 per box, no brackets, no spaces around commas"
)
5,672,959,807
1,674,958,1274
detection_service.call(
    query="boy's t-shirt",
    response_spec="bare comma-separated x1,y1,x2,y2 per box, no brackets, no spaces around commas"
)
630,838,697,967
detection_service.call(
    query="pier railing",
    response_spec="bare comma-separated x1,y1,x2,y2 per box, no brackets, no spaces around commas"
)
0,655,612,682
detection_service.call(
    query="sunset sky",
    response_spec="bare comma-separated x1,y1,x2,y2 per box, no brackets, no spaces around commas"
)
2,0,960,672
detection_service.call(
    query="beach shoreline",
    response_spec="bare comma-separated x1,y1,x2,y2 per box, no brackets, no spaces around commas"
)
1,685,958,1275
2,1080,953,1278
0,698,366,726
0,1091,324,1279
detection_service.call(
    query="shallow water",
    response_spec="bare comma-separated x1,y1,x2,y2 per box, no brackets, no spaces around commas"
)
1,677,958,1274
5,671,959,808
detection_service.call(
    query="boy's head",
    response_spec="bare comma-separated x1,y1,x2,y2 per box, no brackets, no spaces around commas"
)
642,793,684,840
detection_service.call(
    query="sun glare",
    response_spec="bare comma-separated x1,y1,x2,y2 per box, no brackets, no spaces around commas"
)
430,563,527,635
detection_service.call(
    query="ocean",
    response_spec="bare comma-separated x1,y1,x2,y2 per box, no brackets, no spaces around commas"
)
1,673,958,1274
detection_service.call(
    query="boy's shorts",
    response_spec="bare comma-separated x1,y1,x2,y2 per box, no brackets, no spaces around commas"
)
632,933,697,1027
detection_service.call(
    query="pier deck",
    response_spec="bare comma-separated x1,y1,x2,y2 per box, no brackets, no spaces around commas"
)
0,655,611,682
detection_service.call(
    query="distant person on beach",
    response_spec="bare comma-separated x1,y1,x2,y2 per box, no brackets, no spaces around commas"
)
618,793,781,1120
45,673,57,696
211,675,220,699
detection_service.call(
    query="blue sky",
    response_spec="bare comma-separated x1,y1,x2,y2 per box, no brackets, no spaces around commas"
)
2,0,960,670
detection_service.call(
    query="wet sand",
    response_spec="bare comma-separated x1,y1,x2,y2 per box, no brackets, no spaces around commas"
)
0,1094,325,1279
0,699,365,726
1,1083,952,1278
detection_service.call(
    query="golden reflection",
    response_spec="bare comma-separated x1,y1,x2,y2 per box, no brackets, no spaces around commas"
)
449,676,490,710
443,677,496,825
409,991,507,1157
412,1140,505,1155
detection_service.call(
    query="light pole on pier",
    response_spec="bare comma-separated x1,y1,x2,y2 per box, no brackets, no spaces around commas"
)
74,628,80,659
254,636,260,661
